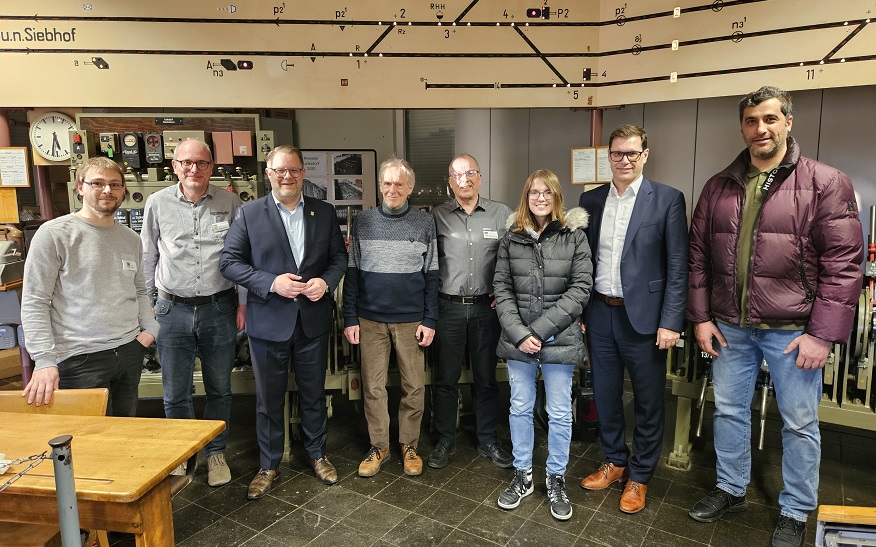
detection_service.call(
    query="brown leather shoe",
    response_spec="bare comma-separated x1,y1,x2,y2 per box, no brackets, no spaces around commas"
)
401,444,423,476
580,462,628,490
310,456,338,485
619,480,647,514
358,446,390,477
247,468,279,500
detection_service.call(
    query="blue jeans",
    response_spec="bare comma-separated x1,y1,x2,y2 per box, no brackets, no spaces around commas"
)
711,323,821,521
507,360,574,476
155,292,238,457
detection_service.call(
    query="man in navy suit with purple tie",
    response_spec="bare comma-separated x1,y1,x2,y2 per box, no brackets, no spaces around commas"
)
578,124,688,514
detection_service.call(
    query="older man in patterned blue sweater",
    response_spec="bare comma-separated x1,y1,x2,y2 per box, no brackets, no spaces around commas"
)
343,156,439,478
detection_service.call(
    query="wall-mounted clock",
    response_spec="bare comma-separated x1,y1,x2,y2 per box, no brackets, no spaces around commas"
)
29,112,77,161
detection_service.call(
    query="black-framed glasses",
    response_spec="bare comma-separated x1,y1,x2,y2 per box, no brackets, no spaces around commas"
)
528,190,553,200
175,159,213,170
450,170,480,180
82,180,125,190
608,150,644,162
268,167,304,177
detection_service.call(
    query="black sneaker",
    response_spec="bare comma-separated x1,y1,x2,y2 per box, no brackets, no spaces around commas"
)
497,468,534,510
688,487,748,522
771,516,806,547
546,473,572,521
427,442,456,469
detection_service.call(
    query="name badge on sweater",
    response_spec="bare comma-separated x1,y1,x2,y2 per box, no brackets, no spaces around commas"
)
121,255,137,277
212,221,230,234
483,229,499,239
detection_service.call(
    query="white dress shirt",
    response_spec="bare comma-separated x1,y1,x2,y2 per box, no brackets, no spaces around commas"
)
594,175,643,298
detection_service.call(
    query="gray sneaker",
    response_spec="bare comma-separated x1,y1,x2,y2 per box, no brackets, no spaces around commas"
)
207,453,231,486
546,473,572,520
498,468,534,510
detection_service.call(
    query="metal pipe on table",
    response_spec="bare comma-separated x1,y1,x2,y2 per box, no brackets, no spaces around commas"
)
49,434,80,547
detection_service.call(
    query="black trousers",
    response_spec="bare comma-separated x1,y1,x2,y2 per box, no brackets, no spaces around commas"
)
432,298,502,447
249,321,329,470
586,298,667,483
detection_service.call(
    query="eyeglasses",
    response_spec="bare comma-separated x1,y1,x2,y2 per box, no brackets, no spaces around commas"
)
175,159,214,170
82,180,125,190
608,150,644,162
528,190,553,200
450,170,480,180
268,167,304,177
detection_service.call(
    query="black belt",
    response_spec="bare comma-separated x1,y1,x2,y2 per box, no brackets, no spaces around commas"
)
158,287,235,306
439,293,490,304
593,291,625,306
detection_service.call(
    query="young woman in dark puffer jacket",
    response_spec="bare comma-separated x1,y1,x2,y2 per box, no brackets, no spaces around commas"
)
493,169,593,521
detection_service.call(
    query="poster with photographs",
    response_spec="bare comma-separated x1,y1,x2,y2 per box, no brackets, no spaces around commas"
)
299,149,376,214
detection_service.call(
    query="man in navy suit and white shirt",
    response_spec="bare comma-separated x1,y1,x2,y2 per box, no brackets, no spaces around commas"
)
578,124,688,514
221,145,348,499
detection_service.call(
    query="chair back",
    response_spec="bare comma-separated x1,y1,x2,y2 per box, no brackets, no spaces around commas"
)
0,388,109,416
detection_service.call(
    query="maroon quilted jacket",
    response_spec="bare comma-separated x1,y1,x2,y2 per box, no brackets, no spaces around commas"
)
687,137,863,343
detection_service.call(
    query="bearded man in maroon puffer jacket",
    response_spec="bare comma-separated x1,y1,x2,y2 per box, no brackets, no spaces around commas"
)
686,86,863,547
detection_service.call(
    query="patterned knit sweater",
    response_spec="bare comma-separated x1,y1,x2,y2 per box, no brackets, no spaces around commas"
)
342,202,439,327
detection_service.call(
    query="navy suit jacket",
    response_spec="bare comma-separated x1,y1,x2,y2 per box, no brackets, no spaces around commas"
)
578,178,688,335
221,195,347,342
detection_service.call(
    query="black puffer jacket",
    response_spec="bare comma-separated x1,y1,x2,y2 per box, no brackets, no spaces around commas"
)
493,207,593,365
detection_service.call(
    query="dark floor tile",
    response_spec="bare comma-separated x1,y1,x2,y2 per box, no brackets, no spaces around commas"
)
642,475,671,504
582,510,648,547
650,502,715,543
173,494,193,512
228,495,296,532
172,503,225,543
457,504,526,544
341,498,411,538
712,519,774,547
414,489,479,526
240,533,288,546
570,482,611,513
195,480,252,517
342,470,399,497
260,507,336,546
381,513,453,546
442,468,505,503
307,522,378,546
268,472,330,506
411,460,462,488
303,485,369,520
438,529,501,546
507,517,578,545
463,452,515,481
643,528,708,547
573,536,606,547
177,518,258,547
565,454,603,481
175,478,219,503
721,500,776,533
374,475,439,508
526,500,594,537
661,479,710,510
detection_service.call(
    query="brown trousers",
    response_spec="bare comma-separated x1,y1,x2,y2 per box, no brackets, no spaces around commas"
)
358,318,425,450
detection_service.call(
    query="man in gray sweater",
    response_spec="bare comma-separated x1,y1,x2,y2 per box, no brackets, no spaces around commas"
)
21,156,160,416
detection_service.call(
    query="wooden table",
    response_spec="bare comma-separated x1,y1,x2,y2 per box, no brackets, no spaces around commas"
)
0,412,224,546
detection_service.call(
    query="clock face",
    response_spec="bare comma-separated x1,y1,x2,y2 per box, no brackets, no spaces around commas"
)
30,112,77,161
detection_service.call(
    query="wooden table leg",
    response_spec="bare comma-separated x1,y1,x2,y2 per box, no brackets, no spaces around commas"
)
134,477,173,547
